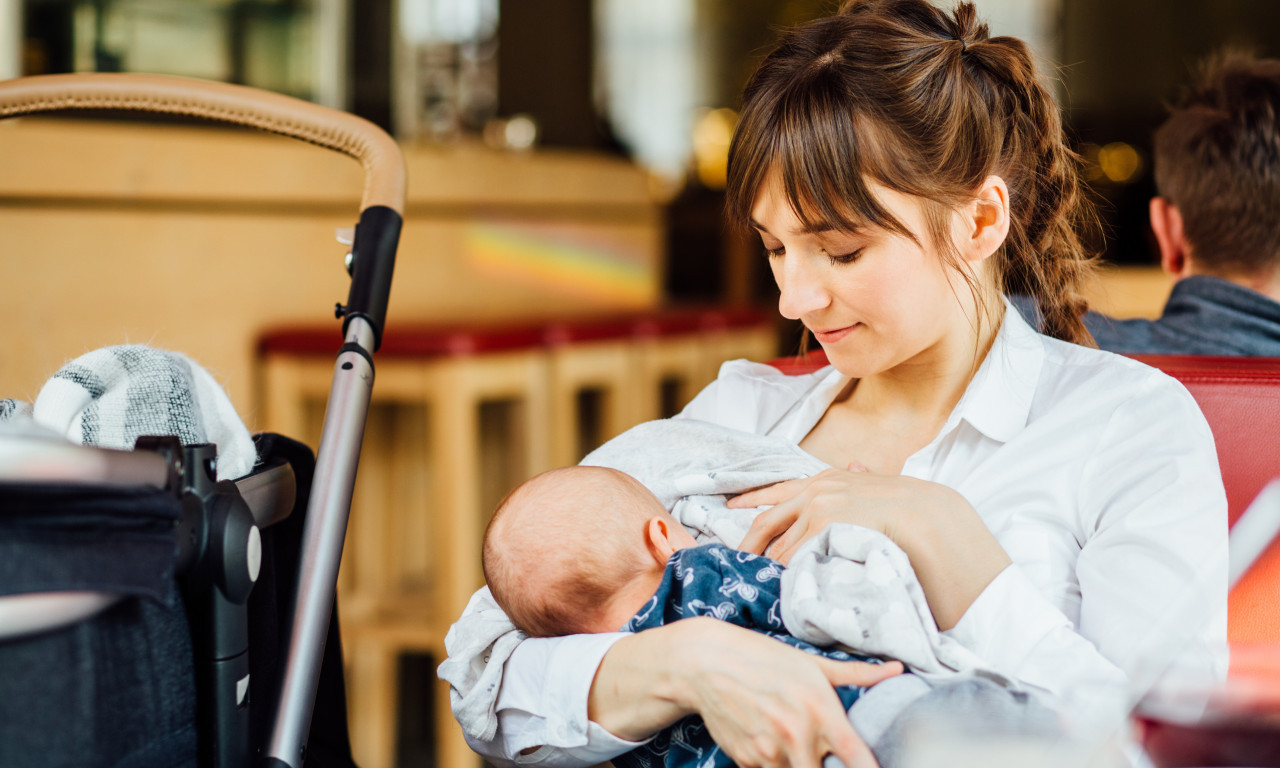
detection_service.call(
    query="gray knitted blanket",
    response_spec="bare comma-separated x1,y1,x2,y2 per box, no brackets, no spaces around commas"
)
1,345,255,480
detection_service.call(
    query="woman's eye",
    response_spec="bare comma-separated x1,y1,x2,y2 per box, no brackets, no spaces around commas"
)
827,248,863,265
762,245,785,259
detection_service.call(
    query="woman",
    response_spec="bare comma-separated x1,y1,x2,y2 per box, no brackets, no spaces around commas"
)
442,1,1227,765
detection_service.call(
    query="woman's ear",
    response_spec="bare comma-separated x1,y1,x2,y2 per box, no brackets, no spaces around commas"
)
962,175,1010,263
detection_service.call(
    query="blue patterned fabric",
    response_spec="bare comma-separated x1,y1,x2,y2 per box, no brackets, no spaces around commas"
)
613,544,873,768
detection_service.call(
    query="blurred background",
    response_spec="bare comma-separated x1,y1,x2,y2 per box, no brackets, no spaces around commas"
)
10,0,1280,278
4,1,1280,766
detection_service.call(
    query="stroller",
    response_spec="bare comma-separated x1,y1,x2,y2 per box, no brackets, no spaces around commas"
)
0,74,403,768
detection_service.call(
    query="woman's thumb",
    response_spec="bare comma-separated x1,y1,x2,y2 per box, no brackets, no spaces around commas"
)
817,658,904,688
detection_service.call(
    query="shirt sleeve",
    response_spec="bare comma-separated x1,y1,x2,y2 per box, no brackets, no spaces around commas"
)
946,372,1229,723
461,633,649,767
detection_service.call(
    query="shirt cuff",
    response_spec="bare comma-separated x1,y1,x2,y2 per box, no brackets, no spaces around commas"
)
497,632,648,758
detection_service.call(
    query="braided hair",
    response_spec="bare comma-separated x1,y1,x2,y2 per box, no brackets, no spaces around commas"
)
726,0,1100,345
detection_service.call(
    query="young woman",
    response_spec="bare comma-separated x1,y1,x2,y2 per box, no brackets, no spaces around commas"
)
442,1,1227,765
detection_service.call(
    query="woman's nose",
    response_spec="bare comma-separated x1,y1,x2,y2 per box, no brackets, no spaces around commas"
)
775,256,830,320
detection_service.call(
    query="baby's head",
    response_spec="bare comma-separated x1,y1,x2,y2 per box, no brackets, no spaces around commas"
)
482,465,697,637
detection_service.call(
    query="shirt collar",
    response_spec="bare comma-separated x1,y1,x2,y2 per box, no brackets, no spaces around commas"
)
1168,274,1280,323
948,298,1045,443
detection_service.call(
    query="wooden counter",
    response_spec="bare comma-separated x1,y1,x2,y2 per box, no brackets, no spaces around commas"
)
1083,263,1175,321
0,117,663,424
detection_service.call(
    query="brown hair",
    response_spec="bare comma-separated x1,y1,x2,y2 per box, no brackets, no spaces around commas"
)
1154,50,1280,275
482,466,653,638
726,0,1099,345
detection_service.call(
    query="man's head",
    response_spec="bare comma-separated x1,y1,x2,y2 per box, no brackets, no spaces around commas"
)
1151,51,1280,280
482,465,697,637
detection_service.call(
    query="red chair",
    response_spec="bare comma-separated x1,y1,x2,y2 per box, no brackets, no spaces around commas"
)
767,349,1280,644
1127,356,1280,646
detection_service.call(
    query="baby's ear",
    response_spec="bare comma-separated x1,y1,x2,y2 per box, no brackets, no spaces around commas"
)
644,516,680,564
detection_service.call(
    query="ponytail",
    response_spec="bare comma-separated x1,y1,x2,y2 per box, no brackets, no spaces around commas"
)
948,8,1101,344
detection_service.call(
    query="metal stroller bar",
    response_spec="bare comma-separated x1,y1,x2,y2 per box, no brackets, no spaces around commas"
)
0,73,404,768
0,428,172,488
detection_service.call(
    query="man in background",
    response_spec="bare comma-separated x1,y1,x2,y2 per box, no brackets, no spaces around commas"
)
1085,51,1280,355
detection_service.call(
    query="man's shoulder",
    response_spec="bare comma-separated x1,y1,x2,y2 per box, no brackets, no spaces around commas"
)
1083,311,1166,353
1088,276,1280,356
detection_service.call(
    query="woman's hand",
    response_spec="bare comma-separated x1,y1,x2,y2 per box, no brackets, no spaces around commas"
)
735,467,921,565
591,617,901,767
732,467,1011,630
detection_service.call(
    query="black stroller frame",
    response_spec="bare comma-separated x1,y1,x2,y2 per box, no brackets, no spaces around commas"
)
0,73,404,768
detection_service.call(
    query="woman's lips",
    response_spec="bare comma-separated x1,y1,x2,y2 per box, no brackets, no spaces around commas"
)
812,324,860,344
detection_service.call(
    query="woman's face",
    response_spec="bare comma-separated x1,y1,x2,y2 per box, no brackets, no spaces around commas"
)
750,175,980,380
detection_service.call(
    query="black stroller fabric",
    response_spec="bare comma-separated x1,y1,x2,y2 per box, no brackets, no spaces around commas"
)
0,434,356,768
0,485,197,768
0,484,184,606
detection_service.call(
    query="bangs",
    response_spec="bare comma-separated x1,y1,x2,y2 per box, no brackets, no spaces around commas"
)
727,55,916,242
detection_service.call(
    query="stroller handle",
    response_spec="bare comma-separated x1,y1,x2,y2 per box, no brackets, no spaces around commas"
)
0,72,403,349
0,72,405,214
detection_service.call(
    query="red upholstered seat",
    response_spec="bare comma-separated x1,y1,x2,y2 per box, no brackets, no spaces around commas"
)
766,349,1280,645
1128,356,1280,646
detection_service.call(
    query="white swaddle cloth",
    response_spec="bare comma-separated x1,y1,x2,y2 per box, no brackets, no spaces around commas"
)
581,417,828,548
23,345,255,480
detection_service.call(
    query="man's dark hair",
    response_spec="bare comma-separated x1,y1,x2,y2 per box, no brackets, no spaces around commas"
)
1154,51,1280,274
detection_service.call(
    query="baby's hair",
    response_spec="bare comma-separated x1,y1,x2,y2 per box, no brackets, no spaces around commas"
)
483,466,657,638
726,0,1100,345
1153,50,1280,275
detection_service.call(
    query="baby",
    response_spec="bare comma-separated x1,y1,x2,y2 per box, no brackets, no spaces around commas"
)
484,464,708,638
483,463,887,768
482,462,1059,768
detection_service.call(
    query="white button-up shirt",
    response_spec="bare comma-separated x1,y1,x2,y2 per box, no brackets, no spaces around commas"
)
454,305,1229,766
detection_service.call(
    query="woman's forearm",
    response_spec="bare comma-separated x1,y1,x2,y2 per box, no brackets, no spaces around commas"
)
888,483,1011,631
591,617,895,767
736,471,1013,630
587,626,692,740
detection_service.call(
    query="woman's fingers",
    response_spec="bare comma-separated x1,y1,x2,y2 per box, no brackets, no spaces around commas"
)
677,619,885,768
825,721,881,768
817,661,898,768
738,501,797,555
766,522,811,565
728,476,808,508
817,658,904,689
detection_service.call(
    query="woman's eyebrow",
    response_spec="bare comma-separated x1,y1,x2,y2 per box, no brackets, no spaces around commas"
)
749,218,843,236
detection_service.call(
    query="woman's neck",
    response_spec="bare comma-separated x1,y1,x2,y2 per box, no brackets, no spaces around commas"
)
802,301,1003,474
859,330,992,420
